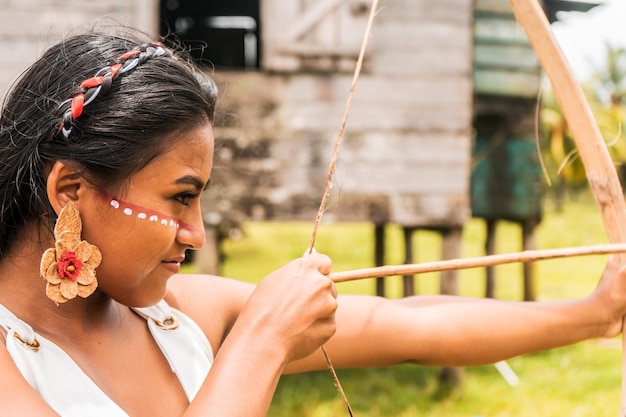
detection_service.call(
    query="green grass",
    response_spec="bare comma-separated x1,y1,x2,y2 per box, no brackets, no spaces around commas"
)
199,192,623,416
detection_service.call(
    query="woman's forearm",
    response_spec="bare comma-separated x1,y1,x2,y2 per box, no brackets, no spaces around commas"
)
287,293,608,372
183,324,287,417
184,253,337,416
393,295,603,366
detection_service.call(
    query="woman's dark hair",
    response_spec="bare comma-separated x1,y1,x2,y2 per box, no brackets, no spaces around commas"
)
0,26,217,258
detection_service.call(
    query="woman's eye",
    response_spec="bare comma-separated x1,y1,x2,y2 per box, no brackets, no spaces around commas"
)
174,192,198,206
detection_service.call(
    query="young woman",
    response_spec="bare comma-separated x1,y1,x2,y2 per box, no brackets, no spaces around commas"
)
0,27,625,417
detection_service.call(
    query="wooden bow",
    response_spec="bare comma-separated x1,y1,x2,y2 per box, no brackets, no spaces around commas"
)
507,0,626,414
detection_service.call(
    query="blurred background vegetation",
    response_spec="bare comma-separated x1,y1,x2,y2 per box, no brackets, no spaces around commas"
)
541,44,626,199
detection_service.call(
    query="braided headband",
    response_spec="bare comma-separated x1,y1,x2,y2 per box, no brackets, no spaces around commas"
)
56,43,171,139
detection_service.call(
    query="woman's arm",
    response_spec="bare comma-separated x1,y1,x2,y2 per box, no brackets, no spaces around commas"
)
285,257,626,372
168,252,337,417
0,342,60,417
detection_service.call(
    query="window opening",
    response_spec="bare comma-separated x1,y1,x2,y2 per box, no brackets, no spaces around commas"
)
160,0,260,69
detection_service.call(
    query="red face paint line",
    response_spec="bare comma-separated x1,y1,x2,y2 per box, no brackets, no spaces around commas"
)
94,191,203,236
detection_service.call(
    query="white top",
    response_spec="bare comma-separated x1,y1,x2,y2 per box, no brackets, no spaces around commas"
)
0,300,214,416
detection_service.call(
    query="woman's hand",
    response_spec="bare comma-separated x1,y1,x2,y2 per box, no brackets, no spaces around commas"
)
236,251,337,362
181,252,336,417
591,256,626,338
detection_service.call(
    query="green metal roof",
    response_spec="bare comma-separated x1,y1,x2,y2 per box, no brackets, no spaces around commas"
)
543,0,602,23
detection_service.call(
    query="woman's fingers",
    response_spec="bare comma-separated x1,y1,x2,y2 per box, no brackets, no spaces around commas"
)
302,249,333,276
237,251,337,362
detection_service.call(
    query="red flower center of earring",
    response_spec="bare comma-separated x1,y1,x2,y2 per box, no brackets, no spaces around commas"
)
57,251,83,282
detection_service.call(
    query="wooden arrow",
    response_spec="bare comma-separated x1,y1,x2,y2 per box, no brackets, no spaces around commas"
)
329,243,626,282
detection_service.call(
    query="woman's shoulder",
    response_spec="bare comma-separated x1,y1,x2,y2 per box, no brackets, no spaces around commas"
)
165,273,255,309
0,326,61,416
164,274,255,352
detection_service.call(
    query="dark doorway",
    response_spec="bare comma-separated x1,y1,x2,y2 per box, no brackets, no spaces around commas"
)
160,0,260,69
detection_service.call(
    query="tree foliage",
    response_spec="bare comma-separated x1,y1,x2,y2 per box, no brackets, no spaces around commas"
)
540,44,626,192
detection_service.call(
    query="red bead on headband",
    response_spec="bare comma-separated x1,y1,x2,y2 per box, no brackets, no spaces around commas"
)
56,43,170,139
70,94,85,119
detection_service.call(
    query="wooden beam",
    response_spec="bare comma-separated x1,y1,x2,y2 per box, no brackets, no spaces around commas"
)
284,0,346,42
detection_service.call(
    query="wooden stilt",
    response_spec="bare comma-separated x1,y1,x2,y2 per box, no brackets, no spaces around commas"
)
402,227,416,297
374,223,386,297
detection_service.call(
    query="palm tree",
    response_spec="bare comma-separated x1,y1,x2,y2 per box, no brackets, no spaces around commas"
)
540,43,626,198
586,44,626,178
587,44,626,107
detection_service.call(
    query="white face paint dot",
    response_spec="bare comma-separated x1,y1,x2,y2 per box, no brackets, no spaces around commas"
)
169,220,176,227
138,213,147,220
110,200,120,209
149,215,158,222
123,208,132,216
161,219,168,226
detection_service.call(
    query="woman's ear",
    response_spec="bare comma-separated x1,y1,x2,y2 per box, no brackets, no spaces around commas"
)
46,161,83,215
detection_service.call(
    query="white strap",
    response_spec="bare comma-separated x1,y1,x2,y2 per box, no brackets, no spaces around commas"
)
1,300,213,414
133,300,214,401
0,302,37,346
0,303,129,416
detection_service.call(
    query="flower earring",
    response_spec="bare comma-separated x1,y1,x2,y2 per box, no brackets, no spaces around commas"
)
40,201,102,304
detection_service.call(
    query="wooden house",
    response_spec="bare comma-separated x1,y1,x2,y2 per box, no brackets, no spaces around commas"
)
0,0,599,299
167,0,598,300
178,0,476,297
471,0,599,300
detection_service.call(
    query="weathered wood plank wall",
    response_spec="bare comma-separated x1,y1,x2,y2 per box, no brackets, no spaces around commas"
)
204,0,474,230
0,0,158,97
474,0,541,97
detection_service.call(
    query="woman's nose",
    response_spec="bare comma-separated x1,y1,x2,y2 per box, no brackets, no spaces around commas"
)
176,205,206,249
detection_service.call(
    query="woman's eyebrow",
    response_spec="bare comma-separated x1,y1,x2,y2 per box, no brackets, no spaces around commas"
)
175,175,210,191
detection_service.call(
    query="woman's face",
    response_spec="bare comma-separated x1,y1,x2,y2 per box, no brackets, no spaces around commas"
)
78,123,214,307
